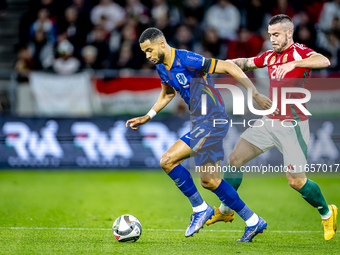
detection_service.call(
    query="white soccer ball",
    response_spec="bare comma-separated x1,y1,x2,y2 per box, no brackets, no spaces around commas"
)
112,214,142,242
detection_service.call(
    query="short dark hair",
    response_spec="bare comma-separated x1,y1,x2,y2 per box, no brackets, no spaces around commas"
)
269,14,293,26
139,27,164,44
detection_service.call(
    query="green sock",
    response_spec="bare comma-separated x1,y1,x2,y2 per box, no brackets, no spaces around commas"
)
222,165,243,207
298,179,329,216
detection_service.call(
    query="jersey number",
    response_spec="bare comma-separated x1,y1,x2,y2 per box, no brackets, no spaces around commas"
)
191,126,205,138
271,65,277,79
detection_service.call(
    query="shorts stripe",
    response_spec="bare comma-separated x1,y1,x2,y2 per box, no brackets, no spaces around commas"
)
293,123,308,160
193,132,211,152
289,71,308,122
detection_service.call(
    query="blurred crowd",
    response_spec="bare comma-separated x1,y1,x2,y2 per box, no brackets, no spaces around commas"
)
13,0,340,79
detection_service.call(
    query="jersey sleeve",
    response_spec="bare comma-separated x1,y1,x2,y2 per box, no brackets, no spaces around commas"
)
254,50,272,68
299,46,317,59
184,51,217,74
156,65,169,87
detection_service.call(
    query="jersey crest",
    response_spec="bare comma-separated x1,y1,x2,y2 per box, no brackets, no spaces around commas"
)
270,56,276,65
176,73,188,85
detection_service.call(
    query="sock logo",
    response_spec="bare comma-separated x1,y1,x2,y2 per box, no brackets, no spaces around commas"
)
177,180,186,188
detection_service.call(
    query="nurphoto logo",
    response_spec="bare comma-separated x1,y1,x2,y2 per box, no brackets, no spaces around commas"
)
201,86,311,116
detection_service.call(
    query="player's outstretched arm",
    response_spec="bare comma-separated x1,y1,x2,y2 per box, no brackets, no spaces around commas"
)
126,85,176,130
228,57,258,72
276,53,330,80
214,60,275,111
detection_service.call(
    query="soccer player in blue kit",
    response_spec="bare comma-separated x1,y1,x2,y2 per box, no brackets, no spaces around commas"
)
126,28,272,242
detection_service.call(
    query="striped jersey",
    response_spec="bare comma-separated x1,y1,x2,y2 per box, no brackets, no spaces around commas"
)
254,43,316,121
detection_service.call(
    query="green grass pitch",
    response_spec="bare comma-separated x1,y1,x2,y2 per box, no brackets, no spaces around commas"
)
0,171,339,254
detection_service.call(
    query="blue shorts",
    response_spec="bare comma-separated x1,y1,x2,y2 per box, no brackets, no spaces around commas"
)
180,119,229,166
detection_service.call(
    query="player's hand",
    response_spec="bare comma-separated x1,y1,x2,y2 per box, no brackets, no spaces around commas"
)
253,93,279,114
253,93,272,110
276,62,296,81
126,116,151,130
270,108,280,116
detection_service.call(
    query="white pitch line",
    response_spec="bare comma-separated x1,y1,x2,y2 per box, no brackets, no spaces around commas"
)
0,227,322,233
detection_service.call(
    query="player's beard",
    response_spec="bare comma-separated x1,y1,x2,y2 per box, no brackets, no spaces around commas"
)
155,51,165,64
274,34,288,54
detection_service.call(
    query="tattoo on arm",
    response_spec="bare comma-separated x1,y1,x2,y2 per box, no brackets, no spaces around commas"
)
232,58,258,72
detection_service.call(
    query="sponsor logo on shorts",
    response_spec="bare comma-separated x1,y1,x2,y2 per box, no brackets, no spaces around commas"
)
185,135,194,140
288,164,295,170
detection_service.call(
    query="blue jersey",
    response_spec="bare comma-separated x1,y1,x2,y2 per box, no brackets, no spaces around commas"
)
156,48,228,122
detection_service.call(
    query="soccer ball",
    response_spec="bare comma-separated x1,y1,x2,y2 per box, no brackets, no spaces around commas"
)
112,214,142,242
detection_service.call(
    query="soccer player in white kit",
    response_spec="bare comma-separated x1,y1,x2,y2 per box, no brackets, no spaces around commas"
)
206,14,338,240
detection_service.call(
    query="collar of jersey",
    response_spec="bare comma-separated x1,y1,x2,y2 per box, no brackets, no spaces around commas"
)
165,47,176,70
279,43,295,55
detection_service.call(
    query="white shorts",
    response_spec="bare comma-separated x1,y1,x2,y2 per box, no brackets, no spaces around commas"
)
241,116,309,173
